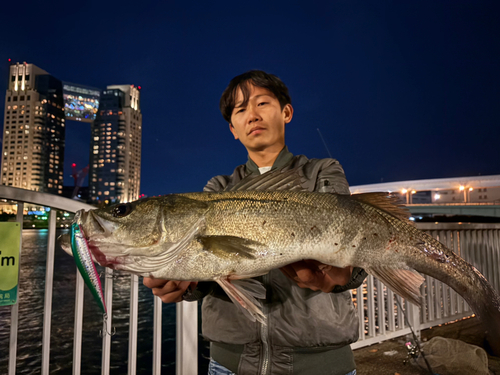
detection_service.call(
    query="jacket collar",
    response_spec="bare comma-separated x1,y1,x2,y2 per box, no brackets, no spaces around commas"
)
245,146,294,174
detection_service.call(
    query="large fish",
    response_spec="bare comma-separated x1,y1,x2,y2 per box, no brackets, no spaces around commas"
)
59,171,500,355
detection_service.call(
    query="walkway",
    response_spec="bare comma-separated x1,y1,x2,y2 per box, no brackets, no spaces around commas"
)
354,317,500,374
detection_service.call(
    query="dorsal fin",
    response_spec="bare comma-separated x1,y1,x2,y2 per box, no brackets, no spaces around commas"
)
350,192,411,223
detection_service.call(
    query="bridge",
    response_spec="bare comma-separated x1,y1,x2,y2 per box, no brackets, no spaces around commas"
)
351,174,500,218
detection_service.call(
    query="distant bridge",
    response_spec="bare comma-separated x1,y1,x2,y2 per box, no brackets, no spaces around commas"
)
406,203,500,218
350,174,500,218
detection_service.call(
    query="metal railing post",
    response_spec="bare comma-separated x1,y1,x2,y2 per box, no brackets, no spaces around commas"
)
8,202,23,375
176,301,198,375
128,274,139,375
73,272,84,375
41,209,57,374
153,296,162,375
102,268,114,375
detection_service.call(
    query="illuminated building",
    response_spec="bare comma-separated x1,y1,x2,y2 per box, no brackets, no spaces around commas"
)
1,62,65,194
89,85,142,203
62,83,100,123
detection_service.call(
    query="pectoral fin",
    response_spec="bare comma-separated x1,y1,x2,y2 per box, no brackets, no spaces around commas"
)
198,235,262,259
215,277,266,323
366,267,425,306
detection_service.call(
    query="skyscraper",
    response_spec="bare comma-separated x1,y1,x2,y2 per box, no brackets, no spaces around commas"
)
89,85,142,203
1,62,65,193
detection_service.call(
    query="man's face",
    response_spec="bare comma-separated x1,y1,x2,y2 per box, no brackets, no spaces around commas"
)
229,84,293,153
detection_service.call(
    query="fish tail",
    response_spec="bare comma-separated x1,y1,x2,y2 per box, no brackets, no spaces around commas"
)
467,266,500,356
412,235,500,356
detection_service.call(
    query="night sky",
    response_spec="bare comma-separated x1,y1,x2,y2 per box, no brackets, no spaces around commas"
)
1,0,499,197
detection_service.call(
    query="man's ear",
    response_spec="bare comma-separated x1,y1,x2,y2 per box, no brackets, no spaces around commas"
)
229,123,239,140
283,104,294,124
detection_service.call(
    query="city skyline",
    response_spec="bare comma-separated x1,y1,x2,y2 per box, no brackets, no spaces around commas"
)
1,1,499,198
1,62,142,204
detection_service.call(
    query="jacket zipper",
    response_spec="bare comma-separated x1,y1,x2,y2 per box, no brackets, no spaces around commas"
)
260,273,270,375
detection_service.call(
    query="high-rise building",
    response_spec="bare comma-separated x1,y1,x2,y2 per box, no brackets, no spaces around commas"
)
1,62,65,193
89,85,142,203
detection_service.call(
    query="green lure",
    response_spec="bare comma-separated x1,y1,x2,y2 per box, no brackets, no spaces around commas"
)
70,222,107,314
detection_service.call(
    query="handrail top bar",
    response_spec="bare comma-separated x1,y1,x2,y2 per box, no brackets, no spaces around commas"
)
0,185,94,213
416,222,500,230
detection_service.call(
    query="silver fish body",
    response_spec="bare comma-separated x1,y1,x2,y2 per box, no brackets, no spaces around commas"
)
60,190,500,354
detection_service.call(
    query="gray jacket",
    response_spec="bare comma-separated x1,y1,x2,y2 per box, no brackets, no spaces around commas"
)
189,147,367,375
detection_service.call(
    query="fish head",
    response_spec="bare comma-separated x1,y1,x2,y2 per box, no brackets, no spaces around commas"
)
58,198,165,270
59,195,209,275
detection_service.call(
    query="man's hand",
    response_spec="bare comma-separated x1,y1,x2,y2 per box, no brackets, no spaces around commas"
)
143,277,198,303
280,260,352,293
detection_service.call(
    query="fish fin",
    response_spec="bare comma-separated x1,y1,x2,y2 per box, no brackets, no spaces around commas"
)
350,193,411,223
366,266,424,306
228,168,307,192
215,277,266,324
197,235,262,259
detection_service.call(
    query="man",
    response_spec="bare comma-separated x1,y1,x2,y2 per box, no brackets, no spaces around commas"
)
144,70,367,375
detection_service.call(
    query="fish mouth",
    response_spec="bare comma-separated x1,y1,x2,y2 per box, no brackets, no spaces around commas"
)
74,210,124,269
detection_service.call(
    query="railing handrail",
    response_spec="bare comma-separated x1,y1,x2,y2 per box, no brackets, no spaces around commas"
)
416,222,500,230
0,185,94,212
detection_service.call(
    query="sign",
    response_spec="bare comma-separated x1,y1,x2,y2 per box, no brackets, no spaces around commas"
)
0,223,21,306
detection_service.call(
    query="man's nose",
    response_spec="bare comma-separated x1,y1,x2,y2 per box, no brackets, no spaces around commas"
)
246,104,260,123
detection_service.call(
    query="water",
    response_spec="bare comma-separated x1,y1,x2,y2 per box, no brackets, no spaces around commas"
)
0,229,210,374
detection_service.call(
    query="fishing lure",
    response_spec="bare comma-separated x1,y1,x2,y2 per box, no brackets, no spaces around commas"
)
70,222,107,315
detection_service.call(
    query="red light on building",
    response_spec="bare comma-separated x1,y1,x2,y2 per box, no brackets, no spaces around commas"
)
8,58,11,62
138,86,141,90
72,163,76,168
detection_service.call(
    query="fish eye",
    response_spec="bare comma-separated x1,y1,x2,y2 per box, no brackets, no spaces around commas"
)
112,204,132,218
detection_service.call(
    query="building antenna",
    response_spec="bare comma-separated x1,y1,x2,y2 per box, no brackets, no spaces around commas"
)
317,128,333,158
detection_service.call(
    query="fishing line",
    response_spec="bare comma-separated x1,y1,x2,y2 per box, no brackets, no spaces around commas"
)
395,297,434,374
316,128,333,158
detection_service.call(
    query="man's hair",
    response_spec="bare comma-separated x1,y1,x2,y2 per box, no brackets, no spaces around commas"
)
220,70,292,124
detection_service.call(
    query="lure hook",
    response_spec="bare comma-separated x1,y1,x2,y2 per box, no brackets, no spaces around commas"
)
99,313,116,337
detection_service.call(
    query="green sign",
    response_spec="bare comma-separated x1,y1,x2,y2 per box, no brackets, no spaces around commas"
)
0,223,21,306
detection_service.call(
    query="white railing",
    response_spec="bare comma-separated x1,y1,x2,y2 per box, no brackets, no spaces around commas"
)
0,186,197,375
2,185,499,373
352,222,500,349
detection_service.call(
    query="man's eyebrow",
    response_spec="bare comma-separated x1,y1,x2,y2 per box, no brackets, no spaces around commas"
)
234,94,272,108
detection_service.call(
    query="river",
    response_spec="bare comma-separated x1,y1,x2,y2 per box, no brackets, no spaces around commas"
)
0,229,210,374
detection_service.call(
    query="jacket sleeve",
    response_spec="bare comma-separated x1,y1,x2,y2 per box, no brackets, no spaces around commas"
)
183,175,229,301
203,174,230,192
313,159,368,292
314,159,351,195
